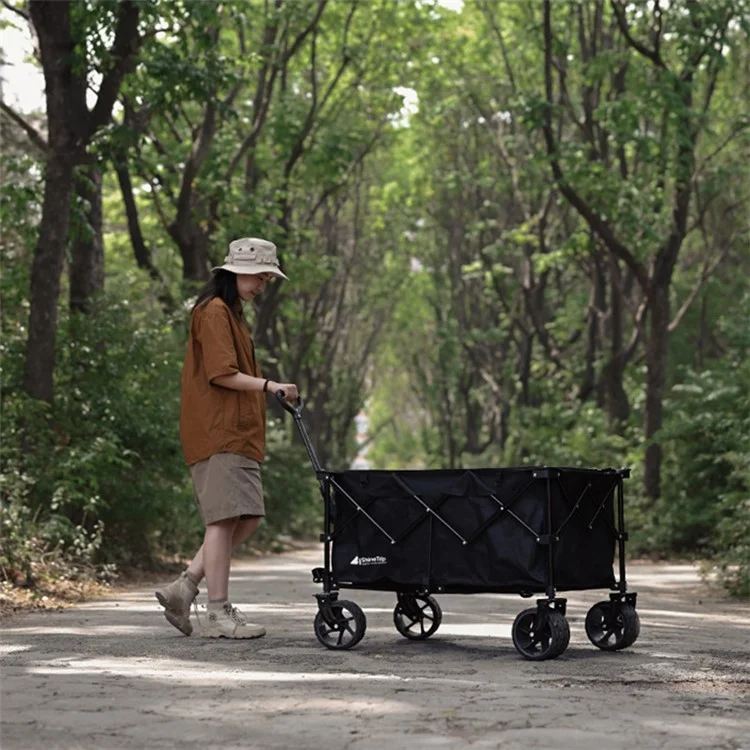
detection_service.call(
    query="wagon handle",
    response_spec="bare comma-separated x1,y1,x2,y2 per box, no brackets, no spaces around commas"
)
275,389,304,416
275,390,323,474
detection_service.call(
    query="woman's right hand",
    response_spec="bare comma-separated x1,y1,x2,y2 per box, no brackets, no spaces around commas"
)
269,381,299,402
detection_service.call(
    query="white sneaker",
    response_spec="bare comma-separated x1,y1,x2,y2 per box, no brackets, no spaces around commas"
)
154,572,199,636
199,602,266,639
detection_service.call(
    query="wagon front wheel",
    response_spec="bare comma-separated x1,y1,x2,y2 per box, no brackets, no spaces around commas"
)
394,594,442,640
314,600,366,650
512,608,570,660
585,601,640,651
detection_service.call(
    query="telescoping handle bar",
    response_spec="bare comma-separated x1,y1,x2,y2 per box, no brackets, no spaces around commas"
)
275,390,323,474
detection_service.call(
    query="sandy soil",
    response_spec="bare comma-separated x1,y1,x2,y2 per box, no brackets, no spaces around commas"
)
1,548,748,750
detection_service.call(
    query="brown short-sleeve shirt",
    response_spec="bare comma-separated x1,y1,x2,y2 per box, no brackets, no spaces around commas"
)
179,297,266,465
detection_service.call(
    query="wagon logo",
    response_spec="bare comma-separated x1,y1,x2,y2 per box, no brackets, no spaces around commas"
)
350,555,387,566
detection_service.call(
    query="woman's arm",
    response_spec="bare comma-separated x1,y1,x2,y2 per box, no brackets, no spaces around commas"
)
212,372,299,401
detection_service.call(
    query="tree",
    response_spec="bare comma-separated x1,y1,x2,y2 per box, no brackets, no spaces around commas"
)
121,1,329,284
539,0,747,499
4,0,142,402
69,166,105,313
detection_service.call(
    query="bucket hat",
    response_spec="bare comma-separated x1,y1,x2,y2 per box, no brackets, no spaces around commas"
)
211,237,288,280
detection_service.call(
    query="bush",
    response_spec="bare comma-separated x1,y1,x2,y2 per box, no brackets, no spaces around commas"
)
1,261,319,589
249,416,321,550
659,307,750,595
713,453,750,597
1,292,197,574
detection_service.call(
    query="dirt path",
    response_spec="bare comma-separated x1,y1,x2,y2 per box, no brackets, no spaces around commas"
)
1,549,748,750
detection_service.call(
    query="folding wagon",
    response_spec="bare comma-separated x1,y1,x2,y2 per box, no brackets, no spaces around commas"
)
277,394,640,660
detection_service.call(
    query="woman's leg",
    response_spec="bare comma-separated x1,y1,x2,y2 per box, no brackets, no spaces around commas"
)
232,516,263,546
201,518,238,602
187,516,262,588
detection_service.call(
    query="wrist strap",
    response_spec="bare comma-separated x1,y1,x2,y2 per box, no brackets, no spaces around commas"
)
263,379,270,393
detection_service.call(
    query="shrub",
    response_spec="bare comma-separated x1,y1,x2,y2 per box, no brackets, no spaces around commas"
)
1,265,319,589
659,306,750,595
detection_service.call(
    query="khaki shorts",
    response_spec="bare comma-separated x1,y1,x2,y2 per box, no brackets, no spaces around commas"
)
189,452,265,526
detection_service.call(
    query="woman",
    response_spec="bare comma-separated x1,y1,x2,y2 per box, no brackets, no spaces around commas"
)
155,237,298,638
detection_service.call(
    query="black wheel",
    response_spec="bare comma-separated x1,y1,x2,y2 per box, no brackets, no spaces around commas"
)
314,600,366,650
393,594,442,640
585,601,640,651
550,613,571,658
512,608,570,660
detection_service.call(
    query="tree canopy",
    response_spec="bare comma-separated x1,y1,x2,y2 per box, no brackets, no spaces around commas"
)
1,0,748,597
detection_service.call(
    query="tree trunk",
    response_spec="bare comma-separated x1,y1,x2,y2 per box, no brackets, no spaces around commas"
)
643,287,670,500
115,157,174,311
23,154,76,402
69,166,105,313
497,401,511,451
601,356,629,427
24,1,84,402
580,249,605,403
24,0,141,401
603,254,629,426
517,333,533,406
116,159,155,274
169,217,211,282
696,293,707,368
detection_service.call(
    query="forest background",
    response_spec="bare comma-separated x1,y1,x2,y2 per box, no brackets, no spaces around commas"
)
1,0,748,604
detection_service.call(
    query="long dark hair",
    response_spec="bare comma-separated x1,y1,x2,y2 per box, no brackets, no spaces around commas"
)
192,270,238,313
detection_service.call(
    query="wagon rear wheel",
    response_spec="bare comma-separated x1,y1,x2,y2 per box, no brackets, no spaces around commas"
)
512,608,570,660
314,600,366,650
394,594,442,640
585,601,640,651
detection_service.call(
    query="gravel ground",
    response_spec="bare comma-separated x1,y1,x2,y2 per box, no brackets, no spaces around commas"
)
1,548,748,750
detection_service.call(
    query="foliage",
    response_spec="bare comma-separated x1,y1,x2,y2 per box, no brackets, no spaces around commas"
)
0,239,194,572
251,416,320,550
659,306,750,592
1,0,748,600
361,0,749,596
0,268,318,582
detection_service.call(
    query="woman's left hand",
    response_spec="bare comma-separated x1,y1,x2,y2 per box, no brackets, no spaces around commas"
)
269,381,299,402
